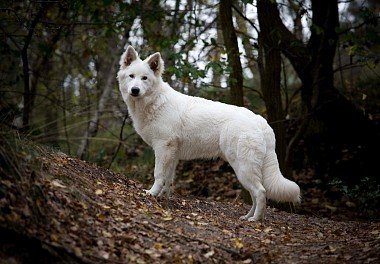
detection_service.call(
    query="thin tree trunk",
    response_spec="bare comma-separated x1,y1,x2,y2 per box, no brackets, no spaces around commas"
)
287,0,304,41
211,17,223,88
76,57,118,159
219,0,244,106
21,8,45,130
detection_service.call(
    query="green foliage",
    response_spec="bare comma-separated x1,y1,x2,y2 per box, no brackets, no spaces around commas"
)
359,6,378,27
329,177,380,211
205,60,227,76
173,60,205,80
340,5,380,68
166,53,206,83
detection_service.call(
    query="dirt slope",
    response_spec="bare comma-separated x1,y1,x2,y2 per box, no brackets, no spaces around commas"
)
0,152,379,263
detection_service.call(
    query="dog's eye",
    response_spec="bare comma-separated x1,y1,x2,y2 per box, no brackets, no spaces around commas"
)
141,76,148,80
129,74,135,79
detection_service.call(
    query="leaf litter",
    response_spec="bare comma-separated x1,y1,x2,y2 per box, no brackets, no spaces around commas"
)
0,152,379,263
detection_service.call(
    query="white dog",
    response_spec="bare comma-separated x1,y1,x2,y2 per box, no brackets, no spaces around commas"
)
117,46,300,221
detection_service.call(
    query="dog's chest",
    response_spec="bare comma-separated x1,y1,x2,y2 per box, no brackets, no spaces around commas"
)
127,101,168,146
129,114,155,146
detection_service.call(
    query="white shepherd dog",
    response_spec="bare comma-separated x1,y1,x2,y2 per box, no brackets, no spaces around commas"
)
117,46,300,221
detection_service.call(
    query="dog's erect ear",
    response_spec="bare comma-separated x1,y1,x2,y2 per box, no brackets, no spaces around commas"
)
147,52,164,76
120,46,138,68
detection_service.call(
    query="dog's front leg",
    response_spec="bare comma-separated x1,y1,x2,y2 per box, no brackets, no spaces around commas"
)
158,164,178,197
146,140,178,196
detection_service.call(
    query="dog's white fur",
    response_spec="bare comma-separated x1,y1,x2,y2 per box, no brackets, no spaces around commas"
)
117,46,300,221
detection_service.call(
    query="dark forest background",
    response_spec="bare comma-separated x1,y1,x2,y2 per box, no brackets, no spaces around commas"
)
1,0,379,219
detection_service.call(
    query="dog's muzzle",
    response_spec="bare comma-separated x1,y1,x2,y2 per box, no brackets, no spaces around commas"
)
131,87,140,97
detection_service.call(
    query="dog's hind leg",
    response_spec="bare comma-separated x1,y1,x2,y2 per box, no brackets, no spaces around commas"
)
239,190,256,220
147,140,178,196
247,178,266,222
224,131,267,221
234,165,266,221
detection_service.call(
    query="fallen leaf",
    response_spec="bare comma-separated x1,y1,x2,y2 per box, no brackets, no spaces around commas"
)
231,238,244,249
102,230,113,238
145,248,161,258
262,238,271,244
204,250,215,258
95,189,103,195
325,204,337,212
154,243,163,250
50,233,59,242
74,247,83,257
264,227,272,233
99,250,109,259
327,245,337,253
51,179,66,188
97,213,106,221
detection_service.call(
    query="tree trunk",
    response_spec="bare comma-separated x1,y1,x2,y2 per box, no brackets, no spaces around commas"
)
211,16,223,88
219,0,244,106
257,40,287,174
21,8,45,130
256,0,378,182
257,1,287,174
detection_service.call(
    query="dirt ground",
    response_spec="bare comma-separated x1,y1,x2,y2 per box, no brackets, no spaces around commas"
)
0,152,379,263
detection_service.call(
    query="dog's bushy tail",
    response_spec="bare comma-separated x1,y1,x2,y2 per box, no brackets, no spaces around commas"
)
262,150,301,203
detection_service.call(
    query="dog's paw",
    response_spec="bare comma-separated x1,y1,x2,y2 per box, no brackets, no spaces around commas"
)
247,216,264,222
158,186,172,198
144,189,157,196
239,215,249,220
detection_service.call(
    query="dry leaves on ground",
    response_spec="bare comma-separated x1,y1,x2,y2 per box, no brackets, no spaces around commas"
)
0,153,379,263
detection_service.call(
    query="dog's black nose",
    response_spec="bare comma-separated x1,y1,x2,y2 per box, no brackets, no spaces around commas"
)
131,87,140,96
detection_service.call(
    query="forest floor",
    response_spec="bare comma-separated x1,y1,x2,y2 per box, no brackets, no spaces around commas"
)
1,152,379,263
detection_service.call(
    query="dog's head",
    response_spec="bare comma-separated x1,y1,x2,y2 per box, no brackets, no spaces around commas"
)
117,46,164,100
